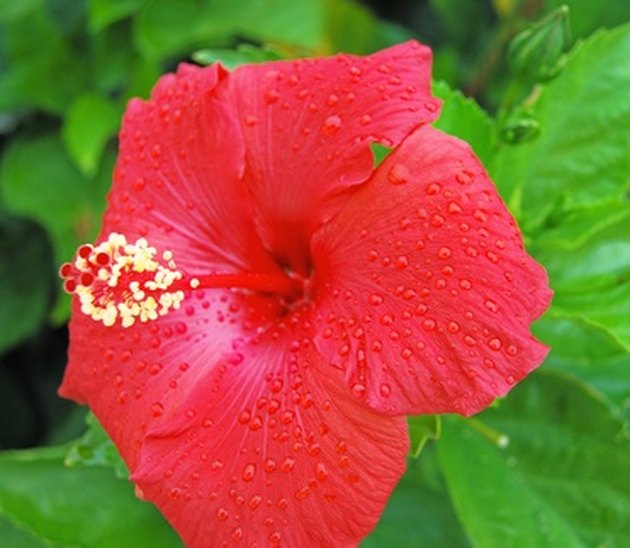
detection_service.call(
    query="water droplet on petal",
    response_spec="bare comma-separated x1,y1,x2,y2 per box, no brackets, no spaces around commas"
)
388,164,410,185
422,319,436,331
485,299,499,312
151,402,164,417
488,337,502,351
242,463,256,482
316,463,328,482
323,115,342,134
437,247,452,259
426,182,441,195
447,321,460,333
216,507,229,521
369,293,384,306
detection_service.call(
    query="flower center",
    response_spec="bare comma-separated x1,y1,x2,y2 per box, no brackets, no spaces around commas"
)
60,233,307,328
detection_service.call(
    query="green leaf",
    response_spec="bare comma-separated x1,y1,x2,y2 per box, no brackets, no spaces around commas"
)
88,0,145,32
192,44,283,69
533,317,624,364
491,25,630,231
533,200,630,251
537,216,630,350
0,133,110,264
0,0,40,23
363,447,470,547
0,445,182,547
438,370,630,547
0,215,53,352
0,8,86,115
0,134,113,323
432,80,496,165
0,515,45,548
408,415,441,458
545,0,630,39
62,94,120,176
134,0,323,60
91,23,139,94
323,0,412,55
65,413,128,478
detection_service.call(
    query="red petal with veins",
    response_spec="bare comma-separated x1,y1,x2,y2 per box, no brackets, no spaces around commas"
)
226,40,440,274
311,125,552,416
103,62,281,275
133,327,408,547
60,289,282,469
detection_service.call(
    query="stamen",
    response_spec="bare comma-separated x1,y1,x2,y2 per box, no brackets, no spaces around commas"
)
60,233,185,328
61,233,304,328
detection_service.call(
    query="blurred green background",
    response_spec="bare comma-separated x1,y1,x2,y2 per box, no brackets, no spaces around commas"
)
0,0,628,546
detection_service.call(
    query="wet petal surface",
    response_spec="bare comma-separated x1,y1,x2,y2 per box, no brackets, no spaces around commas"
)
311,125,552,416
133,325,408,547
227,41,440,273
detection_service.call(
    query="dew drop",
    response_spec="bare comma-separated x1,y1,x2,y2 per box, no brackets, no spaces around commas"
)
380,313,394,326
380,383,392,397
294,486,310,500
323,115,342,134
249,495,262,510
437,247,452,260
216,507,229,521
456,171,473,185
232,527,243,541
244,115,258,126
281,456,296,472
151,402,164,417
264,89,280,104
316,463,328,482
242,463,256,482
485,299,499,312
459,279,472,290
447,321,460,333
426,182,441,195
422,319,436,331
507,344,518,356
388,164,410,185
488,337,502,351
369,293,384,306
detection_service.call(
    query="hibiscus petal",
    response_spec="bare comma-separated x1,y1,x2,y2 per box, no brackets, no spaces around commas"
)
311,125,552,417
104,62,280,275
226,40,440,274
132,329,408,547
59,289,282,469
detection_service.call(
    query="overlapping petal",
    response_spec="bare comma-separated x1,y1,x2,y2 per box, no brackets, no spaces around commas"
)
60,289,282,469
225,41,440,273
133,326,408,547
103,62,280,275
311,125,552,416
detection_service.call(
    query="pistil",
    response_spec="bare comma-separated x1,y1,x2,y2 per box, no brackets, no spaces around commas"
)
60,233,304,328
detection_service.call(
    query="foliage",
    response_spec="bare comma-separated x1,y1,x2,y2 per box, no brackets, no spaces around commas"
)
0,0,628,546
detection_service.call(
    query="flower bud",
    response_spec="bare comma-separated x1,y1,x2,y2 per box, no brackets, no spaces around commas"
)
508,5,571,82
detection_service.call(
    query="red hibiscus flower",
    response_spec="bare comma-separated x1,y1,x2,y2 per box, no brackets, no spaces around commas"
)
59,41,551,546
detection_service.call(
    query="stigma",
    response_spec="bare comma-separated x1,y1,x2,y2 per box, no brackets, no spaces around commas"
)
60,233,186,328
61,233,307,329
